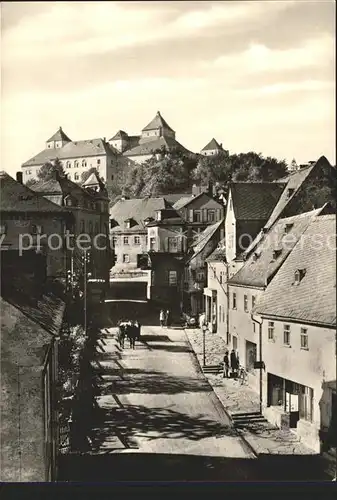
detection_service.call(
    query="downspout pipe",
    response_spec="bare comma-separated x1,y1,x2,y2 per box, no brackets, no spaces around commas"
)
251,314,264,414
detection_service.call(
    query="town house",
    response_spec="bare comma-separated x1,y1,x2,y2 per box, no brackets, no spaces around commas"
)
255,214,336,453
1,288,65,481
0,171,71,284
227,207,327,394
204,181,285,337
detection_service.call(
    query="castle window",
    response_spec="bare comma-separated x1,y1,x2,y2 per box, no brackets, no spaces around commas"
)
74,173,79,181
82,159,87,167
66,161,71,169
74,160,79,168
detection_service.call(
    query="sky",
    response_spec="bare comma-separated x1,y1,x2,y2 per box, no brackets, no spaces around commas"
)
1,0,335,176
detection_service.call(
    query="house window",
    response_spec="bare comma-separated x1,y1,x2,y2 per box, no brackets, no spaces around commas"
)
168,237,178,252
194,211,201,222
74,173,79,181
122,254,130,263
123,236,129,245
253,322,256,333
74,160,79,168
134,236,141,245
97,159,101,165
31,224,43,234
168,270,177,286
268,321,275,341
283,324,291,345
0,223,7,235
82,159,87,167
207,210,215,222
300,328,308,349
252,296,256,310
299,386,313,422
244,295,248,312
150,237,156,250
232,292,237,310
112,237,118,246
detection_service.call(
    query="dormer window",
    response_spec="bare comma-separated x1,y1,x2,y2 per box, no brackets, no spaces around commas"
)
144,217,154,225
294,268,306,285
286,188,294,199
272,249,282,260
252,250,262,261
125,219,131,229
284,223,294,234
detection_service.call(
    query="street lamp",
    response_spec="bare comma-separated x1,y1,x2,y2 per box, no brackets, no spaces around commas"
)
202,323,208,367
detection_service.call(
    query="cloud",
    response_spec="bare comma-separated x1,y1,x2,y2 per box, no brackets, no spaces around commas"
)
237,79,334,97
1,1,296,62
203,34,334,74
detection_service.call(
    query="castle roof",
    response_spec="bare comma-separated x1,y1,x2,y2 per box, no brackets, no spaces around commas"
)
201,138,222,151
22,138,119,167
142,111,175,132
46,126,72,144
109,130,129,141
123,135,191,158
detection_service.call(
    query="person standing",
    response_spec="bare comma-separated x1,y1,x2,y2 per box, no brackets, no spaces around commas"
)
159,309,165,327
230,348,238,377
222,351,229,378
166,309,171,327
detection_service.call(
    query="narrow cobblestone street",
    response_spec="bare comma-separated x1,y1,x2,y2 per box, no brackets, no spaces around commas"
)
60,318,332,481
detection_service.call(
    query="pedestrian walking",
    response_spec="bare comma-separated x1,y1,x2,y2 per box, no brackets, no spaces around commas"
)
166,309,171,327
159,309,165,327
222,351,229,378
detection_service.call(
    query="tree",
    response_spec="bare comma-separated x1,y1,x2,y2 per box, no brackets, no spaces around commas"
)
123,152,196,198
26,178,37,188
37,157,65,181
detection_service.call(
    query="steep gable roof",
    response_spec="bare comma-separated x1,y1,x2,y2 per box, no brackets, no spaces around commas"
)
46,126,71,143
109,197,173,231
229,207,324,288
162,193,191,205
188,219,224,262
173,196,195,210
22,138,119,167
255,214,336,326
1,291,65,366
0,171,65,213
109,130,128,141
230,182,285,221
243,156,331,257
142,111,175,132
201,138,222,151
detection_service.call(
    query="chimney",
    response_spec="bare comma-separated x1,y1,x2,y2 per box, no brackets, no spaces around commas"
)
208,180,213,197
192,184,200,197
16,172,23,184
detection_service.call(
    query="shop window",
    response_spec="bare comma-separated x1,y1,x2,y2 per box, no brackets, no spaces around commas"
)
168,270,177,286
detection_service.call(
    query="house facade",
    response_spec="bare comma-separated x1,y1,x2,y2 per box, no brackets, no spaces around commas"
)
0,171,70,282
227,208,325,393
21,127,123,188
255,214,336,453
1,291,65,482
31,171,112,294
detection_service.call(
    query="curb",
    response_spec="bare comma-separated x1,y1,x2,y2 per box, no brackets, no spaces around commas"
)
183,329,258,459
